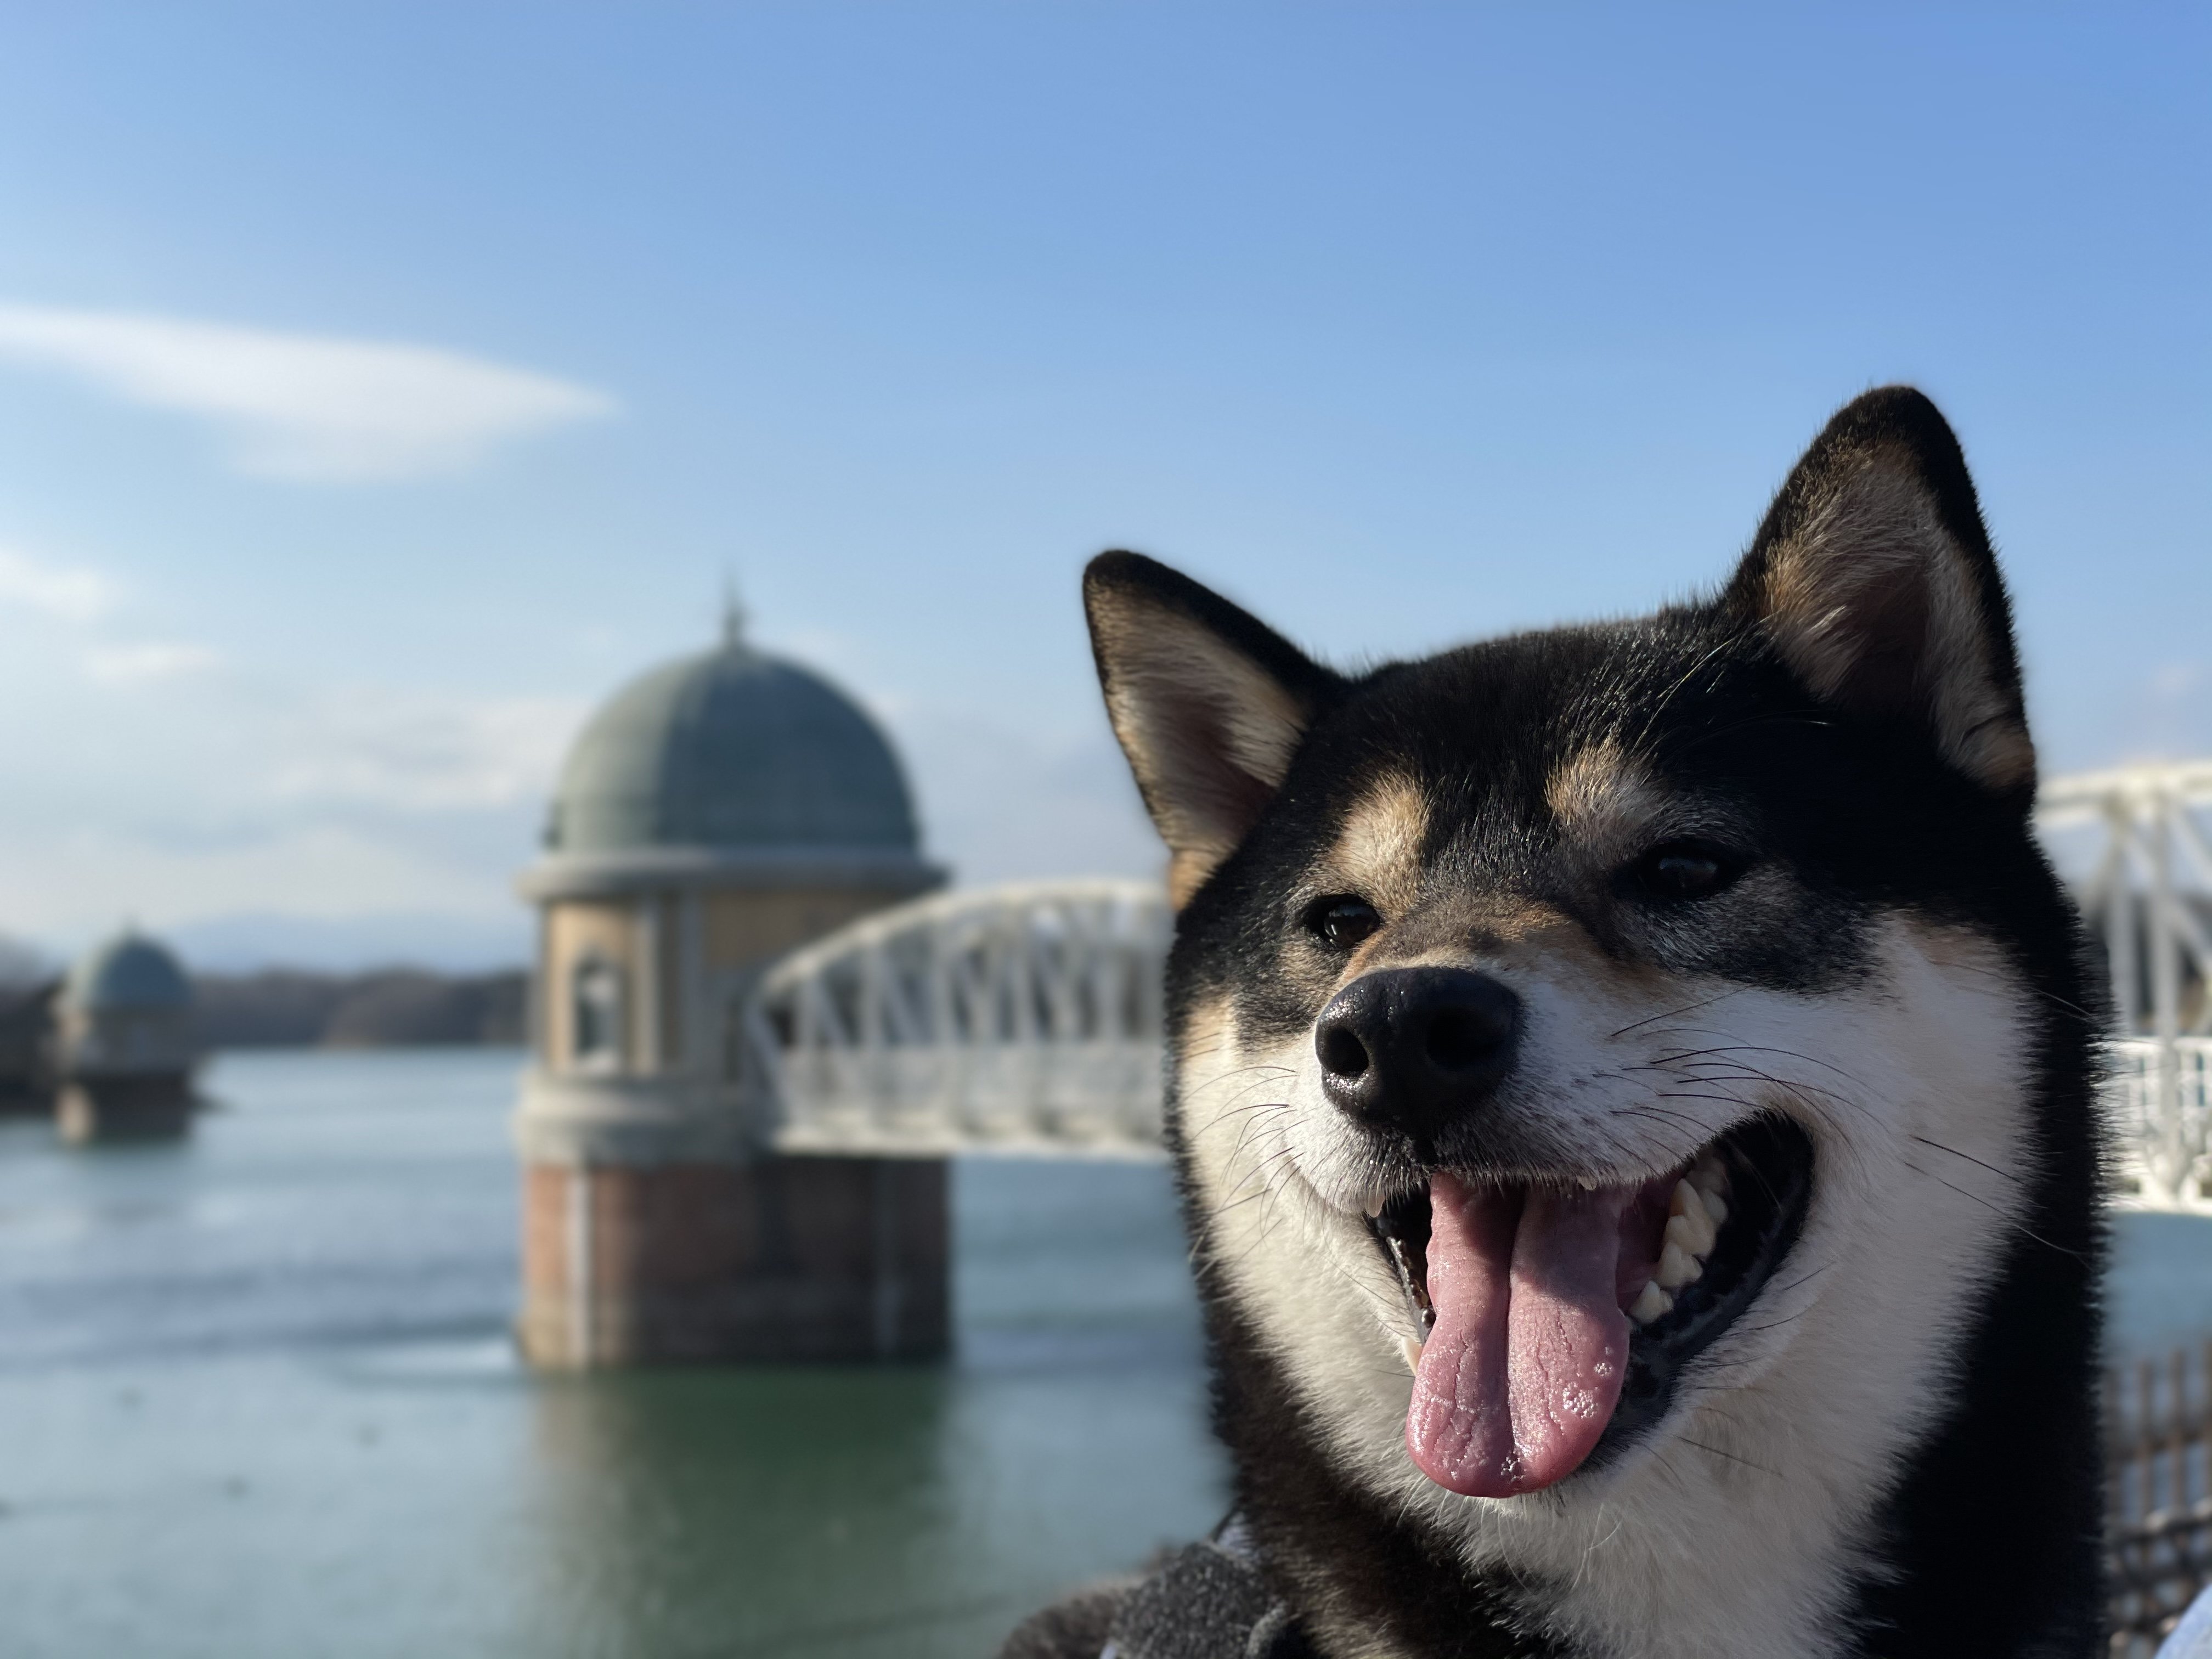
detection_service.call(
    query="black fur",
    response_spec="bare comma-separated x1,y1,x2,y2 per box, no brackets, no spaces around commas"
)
1035,389,2106,1658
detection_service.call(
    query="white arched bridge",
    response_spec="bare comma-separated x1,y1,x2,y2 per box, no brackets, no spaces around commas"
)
740,765,2212,1211
743,879,1171,1158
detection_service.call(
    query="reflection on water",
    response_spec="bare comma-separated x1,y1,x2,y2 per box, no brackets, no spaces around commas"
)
6,1049,2210,1657
524,1365,964,1655
0,1050,1226,1659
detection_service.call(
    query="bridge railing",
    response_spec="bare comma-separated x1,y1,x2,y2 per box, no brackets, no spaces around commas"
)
740,878,1171,1158
2108,1038,2212,1211
2108,1341,2212,1654
2039,762,2212,1211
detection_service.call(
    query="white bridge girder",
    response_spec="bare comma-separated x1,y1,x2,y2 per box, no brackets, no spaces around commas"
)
742,764,2212,1206
2041,761,2212,1210
743,879,1171,1158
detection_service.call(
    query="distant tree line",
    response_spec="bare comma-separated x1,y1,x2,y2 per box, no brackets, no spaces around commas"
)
193,970,528,1049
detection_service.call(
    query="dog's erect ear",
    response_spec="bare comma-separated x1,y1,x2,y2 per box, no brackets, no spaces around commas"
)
1723,386,2035,799
1085,552,1342,907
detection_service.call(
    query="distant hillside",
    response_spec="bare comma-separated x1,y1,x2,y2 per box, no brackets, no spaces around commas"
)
194,969,527,1049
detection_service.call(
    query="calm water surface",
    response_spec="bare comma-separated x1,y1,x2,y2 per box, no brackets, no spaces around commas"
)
3,1048,2208,1658
0,1049,1226,1659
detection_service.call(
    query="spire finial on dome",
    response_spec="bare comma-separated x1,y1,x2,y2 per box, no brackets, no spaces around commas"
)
721,574,748,649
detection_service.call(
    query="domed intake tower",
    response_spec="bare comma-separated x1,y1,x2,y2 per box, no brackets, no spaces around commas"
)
513,611,947,1366
548,640,922,858
55,929,199,1143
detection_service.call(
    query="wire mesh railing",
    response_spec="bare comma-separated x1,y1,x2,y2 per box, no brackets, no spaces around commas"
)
2109,1344,2212,1654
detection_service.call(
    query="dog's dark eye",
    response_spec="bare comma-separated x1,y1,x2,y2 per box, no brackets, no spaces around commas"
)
1630,841,1743,902
1305,896,1383,949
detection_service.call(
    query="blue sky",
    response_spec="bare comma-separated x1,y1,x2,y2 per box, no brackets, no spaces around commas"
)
0,4,2202,967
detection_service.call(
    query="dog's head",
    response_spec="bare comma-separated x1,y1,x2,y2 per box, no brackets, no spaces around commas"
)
1085,388,2074,1571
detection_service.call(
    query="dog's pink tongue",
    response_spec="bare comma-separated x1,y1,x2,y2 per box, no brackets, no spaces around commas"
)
1407,1172,1631,1497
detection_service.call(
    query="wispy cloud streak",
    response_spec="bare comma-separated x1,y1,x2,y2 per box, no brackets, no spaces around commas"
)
0,303,617,482
270,689,586,812
0,543,118,620
84,642,223,686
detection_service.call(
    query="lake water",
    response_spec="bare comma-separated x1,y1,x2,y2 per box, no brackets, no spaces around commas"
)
1,1048,2207,1659
0,1050,1224,1659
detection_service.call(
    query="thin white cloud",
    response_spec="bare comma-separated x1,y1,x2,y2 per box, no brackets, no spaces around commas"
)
270,689,586,812
0,543,118,621
0,302,617,482
84,642,223,686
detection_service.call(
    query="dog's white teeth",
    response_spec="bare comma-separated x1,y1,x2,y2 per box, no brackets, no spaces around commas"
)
1656,1239,1701,1292
1644,1165,1726,1305
1402,1334,1425,1374
1629,1280,1674,1324
1664,1192,1717,1259
1575,1174,1598,1192
1682,1154,1733,1227
1364,1192,1387,1219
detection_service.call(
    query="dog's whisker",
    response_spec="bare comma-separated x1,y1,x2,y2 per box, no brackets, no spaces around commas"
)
1643,1040,1870,1091
1898,1160,2087,1262
1608,988,1749,1039
1676,1436,1784,1480
1906,1133,2024,1188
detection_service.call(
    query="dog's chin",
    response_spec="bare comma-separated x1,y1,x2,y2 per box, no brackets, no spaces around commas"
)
1356,1114,1815,1497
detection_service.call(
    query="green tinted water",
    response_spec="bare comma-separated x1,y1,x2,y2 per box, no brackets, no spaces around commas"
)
0,1050,1226,1658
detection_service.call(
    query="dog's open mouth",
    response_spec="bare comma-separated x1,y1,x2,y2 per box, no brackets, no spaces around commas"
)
1364,1114,1813,1498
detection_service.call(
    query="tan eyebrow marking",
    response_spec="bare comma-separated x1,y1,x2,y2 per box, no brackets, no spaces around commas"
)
1546,738,1671,863
1323,773,1429,915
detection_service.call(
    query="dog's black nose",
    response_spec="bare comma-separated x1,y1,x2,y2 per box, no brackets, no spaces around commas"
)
1316,967,1521,1139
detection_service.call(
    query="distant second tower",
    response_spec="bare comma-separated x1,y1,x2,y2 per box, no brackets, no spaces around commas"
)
55,929,199,1142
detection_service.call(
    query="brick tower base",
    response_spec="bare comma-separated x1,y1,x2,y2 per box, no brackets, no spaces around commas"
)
57,1074,195,1144
517,1153,949,1366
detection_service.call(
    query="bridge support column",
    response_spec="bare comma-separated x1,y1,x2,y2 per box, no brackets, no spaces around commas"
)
514,1068,950,1367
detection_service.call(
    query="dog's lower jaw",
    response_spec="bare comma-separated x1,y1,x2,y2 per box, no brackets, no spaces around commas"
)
1190,1158,1880,1659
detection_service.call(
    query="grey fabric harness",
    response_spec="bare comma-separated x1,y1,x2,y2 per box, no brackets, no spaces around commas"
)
1099,1519,1314,1659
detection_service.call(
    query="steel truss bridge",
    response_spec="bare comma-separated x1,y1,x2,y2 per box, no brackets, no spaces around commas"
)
742,765,2212,1211
743,880,1171,1158
2040,762,2212,1211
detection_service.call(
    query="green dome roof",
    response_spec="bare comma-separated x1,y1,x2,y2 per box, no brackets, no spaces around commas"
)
64,930,192,1013
548,633,921,855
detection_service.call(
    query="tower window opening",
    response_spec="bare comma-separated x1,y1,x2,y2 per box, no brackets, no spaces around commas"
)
572,956,625,1073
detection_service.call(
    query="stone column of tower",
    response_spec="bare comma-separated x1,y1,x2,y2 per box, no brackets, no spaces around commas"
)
54,929,200,1143
512,614,949,1365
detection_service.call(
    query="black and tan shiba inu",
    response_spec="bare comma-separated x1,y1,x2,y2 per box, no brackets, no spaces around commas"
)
1006,389,2106,1658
